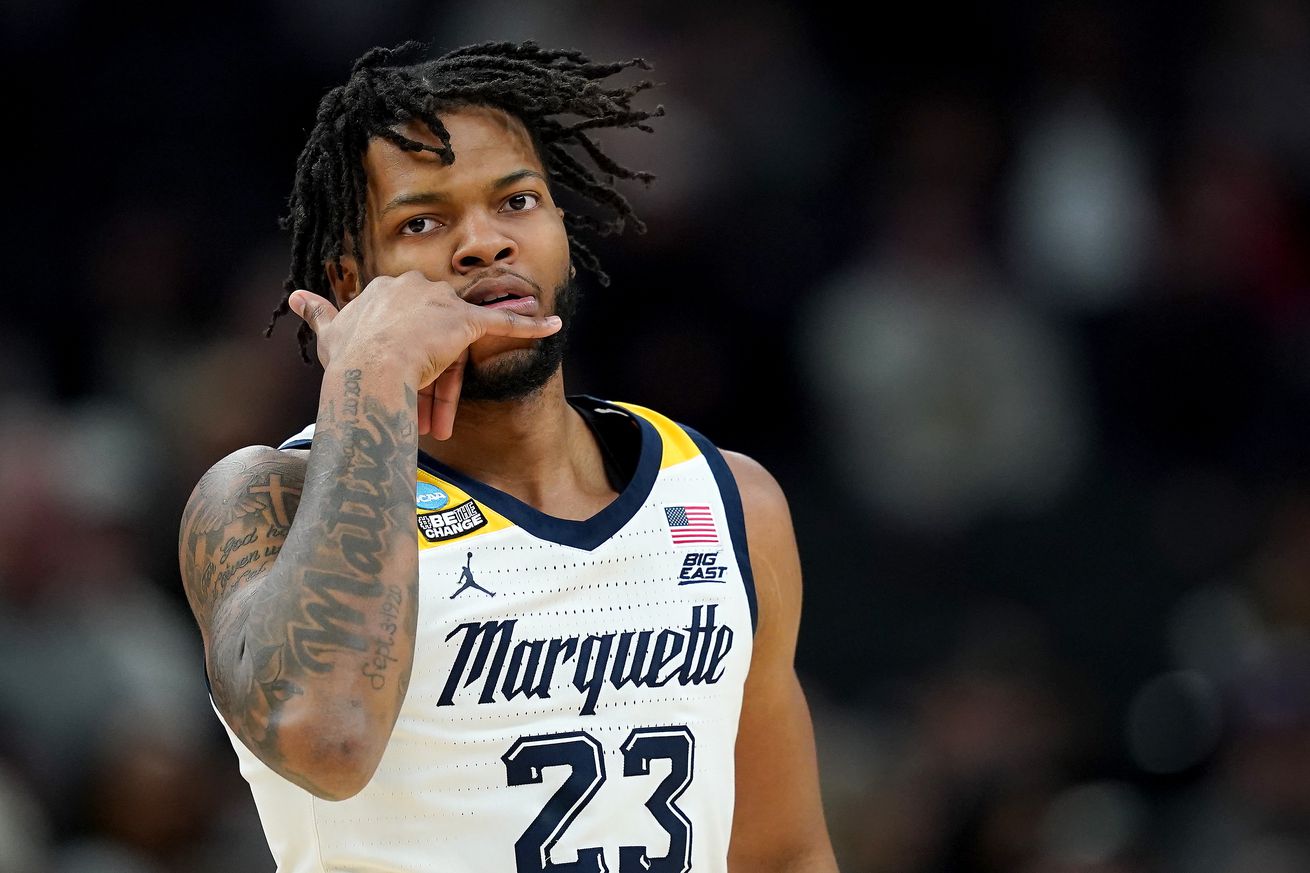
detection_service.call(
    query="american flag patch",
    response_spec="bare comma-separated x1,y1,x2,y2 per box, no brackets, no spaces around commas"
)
665,505,718,546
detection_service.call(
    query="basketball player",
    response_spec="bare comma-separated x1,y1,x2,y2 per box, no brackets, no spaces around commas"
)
178,39,838,872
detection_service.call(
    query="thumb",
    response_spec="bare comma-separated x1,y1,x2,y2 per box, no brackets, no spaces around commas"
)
288,290,338,333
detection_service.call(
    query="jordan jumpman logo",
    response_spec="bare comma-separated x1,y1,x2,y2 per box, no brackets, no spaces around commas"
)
450,551,495,598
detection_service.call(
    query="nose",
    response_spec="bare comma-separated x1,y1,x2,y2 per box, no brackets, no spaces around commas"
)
451,211,516,274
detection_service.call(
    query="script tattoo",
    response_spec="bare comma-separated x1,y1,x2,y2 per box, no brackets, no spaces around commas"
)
277,369,414,681
179,451,310,764
179,370,419,790
179,456,305,624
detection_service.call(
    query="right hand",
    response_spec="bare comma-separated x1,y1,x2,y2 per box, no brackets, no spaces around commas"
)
287,271,562,440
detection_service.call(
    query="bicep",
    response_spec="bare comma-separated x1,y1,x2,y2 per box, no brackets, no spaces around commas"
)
177,446,306,671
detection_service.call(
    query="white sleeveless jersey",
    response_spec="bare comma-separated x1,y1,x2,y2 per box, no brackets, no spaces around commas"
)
214,397,757,873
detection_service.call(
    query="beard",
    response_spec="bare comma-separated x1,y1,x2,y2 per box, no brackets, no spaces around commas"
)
459,275,581,402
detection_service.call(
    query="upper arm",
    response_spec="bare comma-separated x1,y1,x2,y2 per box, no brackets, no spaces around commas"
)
724,450,838,871
179,441,416,801
177,445,306,680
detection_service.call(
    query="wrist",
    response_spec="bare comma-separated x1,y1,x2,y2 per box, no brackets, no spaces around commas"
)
324,351,415,388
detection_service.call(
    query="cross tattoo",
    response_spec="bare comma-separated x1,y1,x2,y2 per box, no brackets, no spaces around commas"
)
249,474,302,528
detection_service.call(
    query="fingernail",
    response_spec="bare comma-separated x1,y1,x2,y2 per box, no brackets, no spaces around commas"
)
546,316,562,326
288,293,304,317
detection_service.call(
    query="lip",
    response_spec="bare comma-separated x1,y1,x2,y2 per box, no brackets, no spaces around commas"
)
461,273,540,306
482,296,540,316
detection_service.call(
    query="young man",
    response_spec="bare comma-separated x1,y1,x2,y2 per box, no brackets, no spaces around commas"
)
178,39,838,872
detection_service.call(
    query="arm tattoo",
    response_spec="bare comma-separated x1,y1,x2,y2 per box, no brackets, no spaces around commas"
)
179,457,304,628
180,370,419,785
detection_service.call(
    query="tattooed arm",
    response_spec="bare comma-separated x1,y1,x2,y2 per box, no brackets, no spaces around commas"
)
179,365,420,800
179,272,562,800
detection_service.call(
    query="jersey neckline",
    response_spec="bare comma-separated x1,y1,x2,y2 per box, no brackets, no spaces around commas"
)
415,395,663,552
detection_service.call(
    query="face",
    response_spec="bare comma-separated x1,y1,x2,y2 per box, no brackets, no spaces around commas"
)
330,106,574,399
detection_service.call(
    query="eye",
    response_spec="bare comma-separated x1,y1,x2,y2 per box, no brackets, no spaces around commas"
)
400,216,441,236
502,192,541,213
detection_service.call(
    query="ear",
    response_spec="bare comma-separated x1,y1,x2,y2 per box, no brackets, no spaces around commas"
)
326,255,362,306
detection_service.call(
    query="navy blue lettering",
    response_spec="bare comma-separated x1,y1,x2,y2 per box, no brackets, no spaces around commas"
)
503,638,548,701
441,609,734,712
610,629,653,689
438,619,516,706
676,605,714,684
531,637,578,697
643,629,686,688
572,633,616,716
704,624,734,683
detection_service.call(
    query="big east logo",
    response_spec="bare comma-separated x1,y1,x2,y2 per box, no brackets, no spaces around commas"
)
679,551,727,584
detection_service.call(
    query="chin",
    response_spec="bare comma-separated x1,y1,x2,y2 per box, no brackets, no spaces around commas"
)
460,274,577,403
467,335,537,361
461,345,563,403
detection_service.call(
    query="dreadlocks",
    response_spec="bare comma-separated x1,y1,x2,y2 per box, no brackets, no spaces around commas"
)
266,39,664,362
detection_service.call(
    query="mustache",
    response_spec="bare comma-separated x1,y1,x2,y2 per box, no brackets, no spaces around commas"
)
456,267,543,298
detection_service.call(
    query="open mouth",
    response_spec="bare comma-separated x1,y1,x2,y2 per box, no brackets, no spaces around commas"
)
462,272,539,309
478,292,522,306
475,292,539,316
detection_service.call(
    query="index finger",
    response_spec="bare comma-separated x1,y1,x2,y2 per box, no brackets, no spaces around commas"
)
470,309,563,341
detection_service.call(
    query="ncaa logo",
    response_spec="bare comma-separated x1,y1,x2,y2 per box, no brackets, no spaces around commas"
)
416,482,450,511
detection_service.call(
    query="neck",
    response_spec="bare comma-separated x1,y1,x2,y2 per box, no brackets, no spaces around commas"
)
416,370,616,518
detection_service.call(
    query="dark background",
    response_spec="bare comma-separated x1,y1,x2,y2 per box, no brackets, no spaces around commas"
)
2,1,1309,871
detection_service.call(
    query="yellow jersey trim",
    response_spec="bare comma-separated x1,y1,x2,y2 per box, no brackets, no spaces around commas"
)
415,468,513,550
612,401,701,469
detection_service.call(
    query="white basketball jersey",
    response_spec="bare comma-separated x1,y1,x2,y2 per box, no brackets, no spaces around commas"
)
214,396,757,873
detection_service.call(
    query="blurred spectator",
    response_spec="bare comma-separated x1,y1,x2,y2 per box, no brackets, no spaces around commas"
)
799,91,1089,533
1004,96,1157,313
0,761,51,873
0,398,270,870
1003,1,1159,315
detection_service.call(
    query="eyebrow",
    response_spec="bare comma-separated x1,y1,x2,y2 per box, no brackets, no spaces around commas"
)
380,169,548,217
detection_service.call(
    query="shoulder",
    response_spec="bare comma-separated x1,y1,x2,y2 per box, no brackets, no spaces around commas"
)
182,445,310,517
720,449,801,615
179,443,311,571
721,450,793,536
719,450,804,659
721,450,786,502
178,443,310,549
177,445,310,622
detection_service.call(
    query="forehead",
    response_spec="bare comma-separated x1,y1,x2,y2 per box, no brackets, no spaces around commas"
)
361,106,544,205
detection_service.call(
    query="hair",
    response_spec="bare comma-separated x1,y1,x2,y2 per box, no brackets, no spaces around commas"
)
266,39,664,362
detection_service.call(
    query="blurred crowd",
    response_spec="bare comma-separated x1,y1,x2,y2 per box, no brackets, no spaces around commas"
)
2,0,1308,870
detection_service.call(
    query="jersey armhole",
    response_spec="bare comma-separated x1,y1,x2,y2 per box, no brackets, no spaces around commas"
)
677,425,759,634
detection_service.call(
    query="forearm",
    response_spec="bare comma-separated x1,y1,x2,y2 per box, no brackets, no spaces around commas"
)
211,360,420,798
